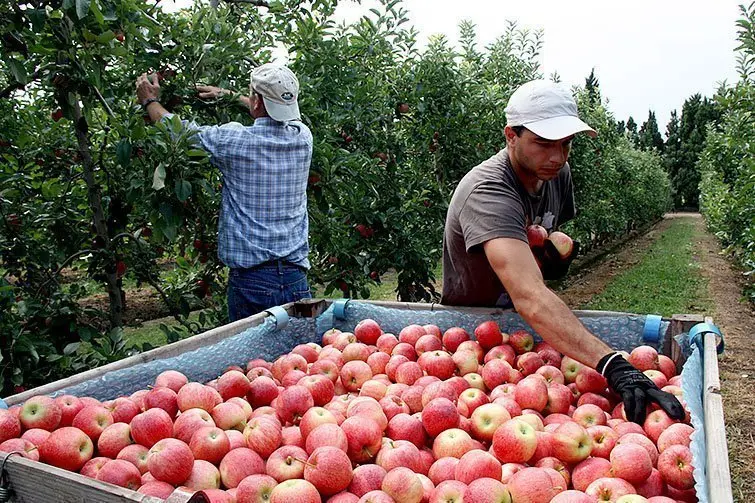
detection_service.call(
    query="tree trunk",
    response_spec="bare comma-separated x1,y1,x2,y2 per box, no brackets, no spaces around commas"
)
70,99,124,329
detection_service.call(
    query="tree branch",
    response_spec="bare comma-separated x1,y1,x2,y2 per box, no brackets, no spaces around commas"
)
0,63,55,100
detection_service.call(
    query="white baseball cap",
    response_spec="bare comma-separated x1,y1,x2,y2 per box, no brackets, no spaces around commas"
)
251,64,301,122
505,80,596,140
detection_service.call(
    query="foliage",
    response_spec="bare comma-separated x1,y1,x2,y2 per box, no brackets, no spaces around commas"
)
638,110,664,153
0,0,672,395
699,1,755,302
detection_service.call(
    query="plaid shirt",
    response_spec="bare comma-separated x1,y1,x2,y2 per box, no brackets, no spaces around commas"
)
171,115,313,269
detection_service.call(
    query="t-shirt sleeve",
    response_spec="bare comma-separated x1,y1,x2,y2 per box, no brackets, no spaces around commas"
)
558,165,576,225
458,182,528,253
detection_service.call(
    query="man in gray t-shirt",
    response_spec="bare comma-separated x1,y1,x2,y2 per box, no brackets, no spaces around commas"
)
442,147,575,308
440,80,685,425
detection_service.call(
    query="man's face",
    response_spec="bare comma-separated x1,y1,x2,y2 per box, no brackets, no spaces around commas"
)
505,126,574,181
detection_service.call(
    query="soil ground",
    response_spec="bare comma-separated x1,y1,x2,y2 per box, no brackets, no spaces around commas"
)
557,213,755,501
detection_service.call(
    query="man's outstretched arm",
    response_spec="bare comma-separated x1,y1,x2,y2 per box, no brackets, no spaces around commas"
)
483,237,685,423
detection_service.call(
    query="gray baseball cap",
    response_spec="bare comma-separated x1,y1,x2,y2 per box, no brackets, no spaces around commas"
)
251,64,301,122
505,80,596,140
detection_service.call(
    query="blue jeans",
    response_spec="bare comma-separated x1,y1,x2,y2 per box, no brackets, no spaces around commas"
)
227,261,311,322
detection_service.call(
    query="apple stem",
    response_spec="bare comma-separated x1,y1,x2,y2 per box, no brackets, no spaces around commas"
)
293,457,316,468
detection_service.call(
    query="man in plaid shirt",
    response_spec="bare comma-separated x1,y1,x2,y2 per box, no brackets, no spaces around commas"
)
136,64,313,321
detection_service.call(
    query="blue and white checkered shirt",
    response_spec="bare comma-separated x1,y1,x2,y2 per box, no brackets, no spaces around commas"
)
171,116,313,269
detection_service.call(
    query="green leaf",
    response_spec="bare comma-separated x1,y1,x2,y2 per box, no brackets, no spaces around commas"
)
175,180,192,202
28,10,47,32
76,0,91,19
5,59,27,85
187,149,208,158
116,139,132,167
96,30,115,44
63,342,80,354
152,164,166,190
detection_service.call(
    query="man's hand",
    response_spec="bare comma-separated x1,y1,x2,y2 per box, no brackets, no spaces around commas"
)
598,352,686,424
533,238,580,280
196,85,230,99
136,73,160,105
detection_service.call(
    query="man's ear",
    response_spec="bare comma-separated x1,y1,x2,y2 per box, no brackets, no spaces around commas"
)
503,125,517,148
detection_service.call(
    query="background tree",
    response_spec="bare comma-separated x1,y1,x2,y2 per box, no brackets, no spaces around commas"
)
625,116,639,146
638,110,665,152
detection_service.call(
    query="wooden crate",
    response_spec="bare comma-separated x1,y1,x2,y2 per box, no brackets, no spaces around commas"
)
0,300,733,502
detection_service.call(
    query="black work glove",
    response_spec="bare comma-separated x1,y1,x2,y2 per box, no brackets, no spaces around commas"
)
597,352,686,424
533,239,580,280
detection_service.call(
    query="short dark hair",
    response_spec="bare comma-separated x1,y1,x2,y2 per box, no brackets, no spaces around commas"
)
511,125,527,136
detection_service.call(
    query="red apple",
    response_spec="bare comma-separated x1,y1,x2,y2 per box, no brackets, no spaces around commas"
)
527,224,548,248
39,426,94,472
96,458,142,490
454,449,501,485
349,463,387,497
509,330,534,354
474,321,503,350
131,408,173,447
355,319,383,345
629,346,660,371
190,426,230,464
399,324,427,346
219,447,264,489
610,442,653,484
492,419,537,463
657,422,694,452
270,478,321,503
97,422,133,458
0,410,21,443
643,409,676,443
341,416,382,463
138,480,175,499
470,403,510,442
72,405,114,442
54,395,85,427
429,479,467,503
143,386,179,418
571,457,612,492
548,231,574,259
585,477,636,502
0,438,39,461
116,443,149,474
236,473,278,503
155,370,189,392
382,466,423,503
657,444,695,490
108,397,141,424
20,395,62,431
147,437,194,485
177,382,222,412
550,490,596,502
506,467,564,503
464,477,510,503
551,421,592,464
442,327,470,352
244,416,282,458
266,445,307,481
432,428,473,459
304,446,353,495
422,398,460,438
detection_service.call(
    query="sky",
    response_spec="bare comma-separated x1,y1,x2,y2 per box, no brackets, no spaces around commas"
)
164,0,744,134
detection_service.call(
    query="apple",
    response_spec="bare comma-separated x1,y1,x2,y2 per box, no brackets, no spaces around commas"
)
422,398,460,437
548,231,574,258
634,468,666,499
382,466,423,503
617,432,659,466
270,479,321,503
457,387,489,417
376,438,420,472
536,365,565,385
570,457,612,492
292,343,319,363
96,459,142,490
454,450,501,485
629,346,660,371
657,444,695,490
429,479,467,503
347,397,388,431
656,422,694,452
586,425,618,458
247,376,280,408
97,422,133,458
550,490,597,502
481,359,513,390
20,395,62,431
143,386,179,418
442,327,470,352
367,352,391,376
573,404,607,428
386,412,424,447
527,224,548,248
399,324,427,346
643,410,677,443
560,356,584,383
0,438,39,461
236,473,278,503
116,443,149,474
219,447,265,489
422,380,458,407
71,405,114,442
492,419,537,463
189,426,230,465
516,352,545,376
470,403,510,442
341,416,382,463
575,367,608,394
278,385,315,425
432,428,473,459
177,382,222,412
154,370,189,392
535,456,570,487
281,425,305,448
265,445,307,481
54,395,85,427
342,342,371,363
359,490,395,503
131,408,173,447
306,423,348,455
395,361,423,385
416,334,443,354
509,330,534,354
610,442,653,484
79,457,110,479
577,392,611,411
585,477,636,502
341,360,374,392
39,426,94,472
354,319,383,345
551,421,592,464
0,410,21,444
348,463,387,497
514,376,549,412
474,321,503,350
506,467,564,503
243,416,282,458
543,383,572,415
379,395,410,421
376,333,399,354
464,477,511,503
147,438,194,486
418,351,455,380
658,354,677,379
108,397,141,424
173,408,216,444
484,344,516,365
300,445,353,496
138,480,175,499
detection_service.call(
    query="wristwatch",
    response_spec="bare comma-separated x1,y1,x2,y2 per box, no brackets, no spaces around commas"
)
141,97,160,109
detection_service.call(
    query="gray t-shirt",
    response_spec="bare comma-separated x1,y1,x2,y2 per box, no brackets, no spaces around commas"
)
441,149,575,307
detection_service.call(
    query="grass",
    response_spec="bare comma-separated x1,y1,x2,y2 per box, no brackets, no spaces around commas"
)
123,311,204,349
581,219,713,316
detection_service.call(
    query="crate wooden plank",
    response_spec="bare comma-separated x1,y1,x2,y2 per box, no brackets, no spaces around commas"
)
667,314,704,371
2,455,162,503
702,317,734,503
3,304,298,407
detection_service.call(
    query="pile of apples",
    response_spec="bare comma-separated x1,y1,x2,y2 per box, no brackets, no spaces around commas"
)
0,319,697,503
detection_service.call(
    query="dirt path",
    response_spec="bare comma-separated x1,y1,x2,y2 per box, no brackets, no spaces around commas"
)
558,213,755,500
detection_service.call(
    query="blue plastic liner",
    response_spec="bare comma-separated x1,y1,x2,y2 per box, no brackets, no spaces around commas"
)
30,301,709,499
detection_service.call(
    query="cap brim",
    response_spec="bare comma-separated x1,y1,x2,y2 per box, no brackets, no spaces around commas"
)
524,115,597,140
262,97,300,122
